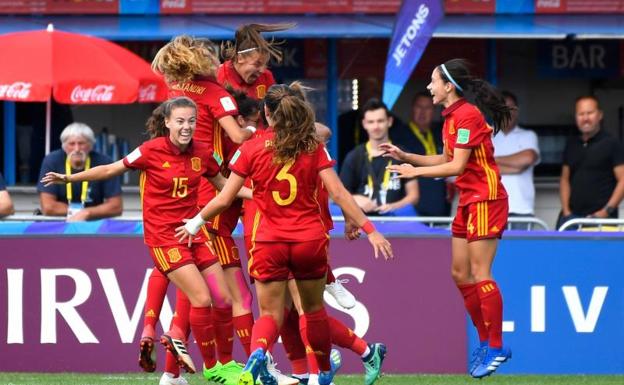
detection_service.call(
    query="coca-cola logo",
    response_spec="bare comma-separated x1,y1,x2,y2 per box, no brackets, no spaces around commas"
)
139,84,157,102
70,85,115,103
0,82,32,99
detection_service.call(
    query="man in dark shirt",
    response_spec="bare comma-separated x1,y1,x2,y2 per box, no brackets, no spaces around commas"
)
339,99,419,216
558,95,624,228
37,122,122,221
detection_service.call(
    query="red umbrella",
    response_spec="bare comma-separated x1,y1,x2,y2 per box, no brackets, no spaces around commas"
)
0,24,167,153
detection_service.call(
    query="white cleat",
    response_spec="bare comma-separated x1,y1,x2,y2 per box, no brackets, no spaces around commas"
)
325,279,356,309
265,351,300,385
159,372,189,385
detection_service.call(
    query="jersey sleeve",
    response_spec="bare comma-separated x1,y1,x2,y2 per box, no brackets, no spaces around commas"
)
123,143,150,170
228,142,252,178
454,112,490,149
202,153,221,179
316,143,336,171
206,87,239,120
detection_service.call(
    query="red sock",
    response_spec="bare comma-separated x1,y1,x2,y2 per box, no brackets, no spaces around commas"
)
165,350,180,376
300,330,319,374
250,315,279,352
458,283,489,343
300,308,331,372
328,316,367,355
476,280,503,348
280,308,308,374
326,266,336,284
169,289,191,339
213,307,234,364
189,306,217,369
143,268,169,330
233,313,254,356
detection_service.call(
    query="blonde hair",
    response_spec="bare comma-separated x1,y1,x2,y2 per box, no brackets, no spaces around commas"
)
222,23,295,64
152,35,219,84
264,82,318,164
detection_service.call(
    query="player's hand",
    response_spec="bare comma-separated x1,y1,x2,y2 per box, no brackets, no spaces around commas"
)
387,163,419,179
353,195,378,213
344,220,361,240
175,219,194,247
41,172,68,186
367,231,393,260
379,143,405,161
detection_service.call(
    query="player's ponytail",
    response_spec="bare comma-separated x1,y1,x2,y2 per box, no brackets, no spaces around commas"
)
152,35,219,84
264,83,317,164
146,96,197,139
438,58,511,134
222,23,295,63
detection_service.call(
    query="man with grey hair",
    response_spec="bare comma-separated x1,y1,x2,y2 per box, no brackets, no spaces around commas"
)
37,122,122,221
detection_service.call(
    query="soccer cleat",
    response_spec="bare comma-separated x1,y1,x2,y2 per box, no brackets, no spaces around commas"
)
325,279,356,309
160,334,196,374
468,345,488,375
159,372,189,385
318,349,342,385
205,360,245,385
471,346,512,378
138,336,157,372
203,361,223,382
363,343,386,385
238,348,271,385
265,350,298,385
292,375,309,385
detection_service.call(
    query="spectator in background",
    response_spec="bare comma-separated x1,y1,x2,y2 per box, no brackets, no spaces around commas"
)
0,173,15,217
394,91,450,216
337,77,409,165
558,95,624,229
492,91,540,226
37,122,122,221
340,98,419,216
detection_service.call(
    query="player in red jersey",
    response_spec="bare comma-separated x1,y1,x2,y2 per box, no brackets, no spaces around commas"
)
176,83,393,385
381,59,513,379
41,97,252,384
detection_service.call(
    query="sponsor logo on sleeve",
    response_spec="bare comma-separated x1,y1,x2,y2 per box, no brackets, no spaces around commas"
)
457,128,470,145
229,149,241,165
126,148,142,164
220,96,236,112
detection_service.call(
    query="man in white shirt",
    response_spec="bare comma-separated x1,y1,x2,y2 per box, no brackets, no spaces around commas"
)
493,91,540,227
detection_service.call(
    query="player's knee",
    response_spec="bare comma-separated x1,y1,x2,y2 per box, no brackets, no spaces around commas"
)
450,266,470,283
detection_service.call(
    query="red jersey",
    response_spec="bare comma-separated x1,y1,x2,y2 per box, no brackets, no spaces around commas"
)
317,181,333,231
241,129,272,237
217,60,275,100
123,137,220,246
229,131,336,242
442,99,507,206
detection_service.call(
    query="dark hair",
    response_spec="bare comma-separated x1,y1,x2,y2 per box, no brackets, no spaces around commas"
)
227,88,260,120
145,96,197,139
501,90,518,107
222,23,295,63
360,98,390,121
412,91,432,105
264,83,317,164
438,58,511,134
575,95,601,110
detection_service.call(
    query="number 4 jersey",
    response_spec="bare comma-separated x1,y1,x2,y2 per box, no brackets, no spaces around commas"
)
123,137,220,246
229,131,336,242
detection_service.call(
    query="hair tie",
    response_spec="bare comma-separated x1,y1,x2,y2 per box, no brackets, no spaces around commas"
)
237,47,258,54
440,64,464,93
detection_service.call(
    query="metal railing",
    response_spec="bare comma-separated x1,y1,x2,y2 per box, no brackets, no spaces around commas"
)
332,215,550,231
558,218,624,232
1,214,143,222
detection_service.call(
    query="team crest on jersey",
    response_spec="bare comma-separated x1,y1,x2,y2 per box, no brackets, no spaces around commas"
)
191,157,201,171
256,85,266,99
167,248,182,263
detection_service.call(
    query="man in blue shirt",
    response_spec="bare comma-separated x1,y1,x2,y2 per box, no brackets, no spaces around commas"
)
0,173,15,217
37,122,122,221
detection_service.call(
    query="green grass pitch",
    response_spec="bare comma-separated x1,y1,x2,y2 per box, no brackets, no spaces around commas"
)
3,373,623,385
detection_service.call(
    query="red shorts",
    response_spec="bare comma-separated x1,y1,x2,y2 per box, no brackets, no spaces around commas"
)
149,242,219,275
248,238,329,282
212,234,242,269
452,199,508,242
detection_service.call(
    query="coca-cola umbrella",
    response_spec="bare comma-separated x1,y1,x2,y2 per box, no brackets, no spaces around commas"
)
0,24,167,153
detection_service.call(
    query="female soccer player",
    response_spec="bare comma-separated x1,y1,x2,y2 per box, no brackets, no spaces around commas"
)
176,83,393,385
41,97,251,382
380,58,512,379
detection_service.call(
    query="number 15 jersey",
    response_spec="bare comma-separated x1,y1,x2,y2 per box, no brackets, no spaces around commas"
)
229,131,335,242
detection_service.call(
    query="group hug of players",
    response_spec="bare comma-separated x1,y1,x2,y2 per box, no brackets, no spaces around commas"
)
42,22,513,385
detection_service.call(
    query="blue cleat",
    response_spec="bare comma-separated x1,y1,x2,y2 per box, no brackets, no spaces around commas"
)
471,346,512,379
318,349,342,385
468,343,488,375
363,343,387,385
238,348,273,385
